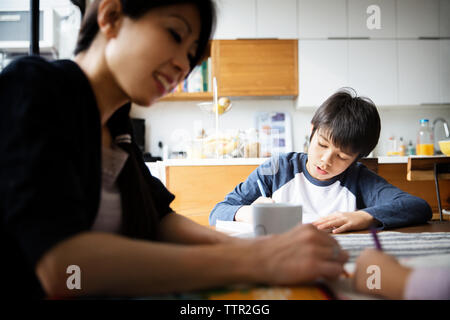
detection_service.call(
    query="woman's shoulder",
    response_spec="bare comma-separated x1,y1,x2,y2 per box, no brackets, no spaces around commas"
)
2,55,58,79
1,56,84,89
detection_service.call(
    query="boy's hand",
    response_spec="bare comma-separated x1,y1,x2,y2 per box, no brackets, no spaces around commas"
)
252,196,275,205
234,197,275,223
312,210,374,234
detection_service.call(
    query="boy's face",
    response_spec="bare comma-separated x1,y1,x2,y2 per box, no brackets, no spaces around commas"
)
306,128,359,181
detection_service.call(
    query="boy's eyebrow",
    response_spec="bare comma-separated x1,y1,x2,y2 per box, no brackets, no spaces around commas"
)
169,14,192,34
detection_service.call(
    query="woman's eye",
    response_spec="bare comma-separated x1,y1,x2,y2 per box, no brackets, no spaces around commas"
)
169,29,182,43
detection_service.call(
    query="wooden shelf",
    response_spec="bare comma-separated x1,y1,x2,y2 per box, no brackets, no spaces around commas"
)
159,92,213,101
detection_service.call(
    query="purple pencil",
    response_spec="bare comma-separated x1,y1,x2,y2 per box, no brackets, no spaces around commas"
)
370,226,383,251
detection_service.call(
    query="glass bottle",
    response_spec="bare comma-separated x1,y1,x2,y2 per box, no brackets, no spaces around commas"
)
303,135,310,153
416,119,434,156
398,137,406,156
406,140,415,156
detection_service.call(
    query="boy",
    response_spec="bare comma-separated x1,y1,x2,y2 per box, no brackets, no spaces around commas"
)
209,89,432,233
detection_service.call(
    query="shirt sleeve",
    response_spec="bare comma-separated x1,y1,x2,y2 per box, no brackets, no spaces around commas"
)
357,165,432,229
209,158,274,226
0,58,91,268
404,267,450,300
144,165,175,219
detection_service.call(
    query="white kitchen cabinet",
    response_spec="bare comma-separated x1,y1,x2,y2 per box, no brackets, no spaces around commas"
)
398,40,440,105
440,40,450,104
298,0,347,39
297,40,349,107
348,40,397,105
213,0,257,39
256,0,297,38
397,0,440,38
348,0,396,38
440,0,450,38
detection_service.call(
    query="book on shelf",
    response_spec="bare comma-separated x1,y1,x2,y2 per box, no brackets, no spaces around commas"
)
171,58,212,94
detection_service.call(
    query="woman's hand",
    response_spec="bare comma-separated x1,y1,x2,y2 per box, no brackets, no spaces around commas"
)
253,224,349,285
353,248,412,300
312,210,375,234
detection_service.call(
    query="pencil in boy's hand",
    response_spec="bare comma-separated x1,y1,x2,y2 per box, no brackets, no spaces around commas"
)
370,225,383,251
257,179,267,198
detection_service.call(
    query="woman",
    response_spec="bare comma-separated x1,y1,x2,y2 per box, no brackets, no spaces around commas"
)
0,0,348,299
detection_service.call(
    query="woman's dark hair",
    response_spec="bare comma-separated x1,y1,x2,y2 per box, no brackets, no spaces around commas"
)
74,0,216,71
310,88,381,159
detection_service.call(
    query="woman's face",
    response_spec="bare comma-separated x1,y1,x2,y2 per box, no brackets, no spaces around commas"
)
105,4,201,106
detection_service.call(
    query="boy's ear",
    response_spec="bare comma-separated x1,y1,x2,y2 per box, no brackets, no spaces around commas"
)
97,0,123,39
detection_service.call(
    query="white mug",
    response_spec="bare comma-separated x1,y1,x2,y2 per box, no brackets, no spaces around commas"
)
252,203,302,236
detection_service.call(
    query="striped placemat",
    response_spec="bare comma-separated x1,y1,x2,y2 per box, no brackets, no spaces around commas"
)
333,232,450,262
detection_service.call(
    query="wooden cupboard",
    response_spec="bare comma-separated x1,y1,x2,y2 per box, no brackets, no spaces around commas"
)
161,39,298,101
212,39,298,97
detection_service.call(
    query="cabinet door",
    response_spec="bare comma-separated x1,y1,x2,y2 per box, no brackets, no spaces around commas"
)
348,40,397,105
397,0,440,38
213,0,256,39
298,0,347,39
441,0,450,38
256,0,297,38
348,0,396,38
212,40,298,96
398,40,440,105
166,165,258,225
440,40,450,104
297,40,349,107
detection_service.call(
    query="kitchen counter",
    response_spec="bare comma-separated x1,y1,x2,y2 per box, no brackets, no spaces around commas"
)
378,155,449,164
146,158,268,185
155,158,269,166
145,155,449,224
146,156,450,183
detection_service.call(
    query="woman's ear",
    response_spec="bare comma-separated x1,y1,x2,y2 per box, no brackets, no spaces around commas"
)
97,0,123,39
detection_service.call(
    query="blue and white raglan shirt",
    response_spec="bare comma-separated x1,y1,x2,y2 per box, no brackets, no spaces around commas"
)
209,152,432,228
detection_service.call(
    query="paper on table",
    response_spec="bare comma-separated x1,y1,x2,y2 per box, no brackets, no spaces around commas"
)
215,220,254,238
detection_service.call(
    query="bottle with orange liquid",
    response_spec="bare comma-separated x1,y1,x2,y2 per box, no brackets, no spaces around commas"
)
416,119,434,156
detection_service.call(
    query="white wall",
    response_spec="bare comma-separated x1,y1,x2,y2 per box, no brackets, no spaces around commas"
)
131,101,450,158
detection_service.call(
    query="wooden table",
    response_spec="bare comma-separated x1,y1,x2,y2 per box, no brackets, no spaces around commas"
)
197,223,450,301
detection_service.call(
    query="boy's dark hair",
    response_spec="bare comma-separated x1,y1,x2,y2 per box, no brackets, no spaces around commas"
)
74,0,216,72
310,88,381,159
